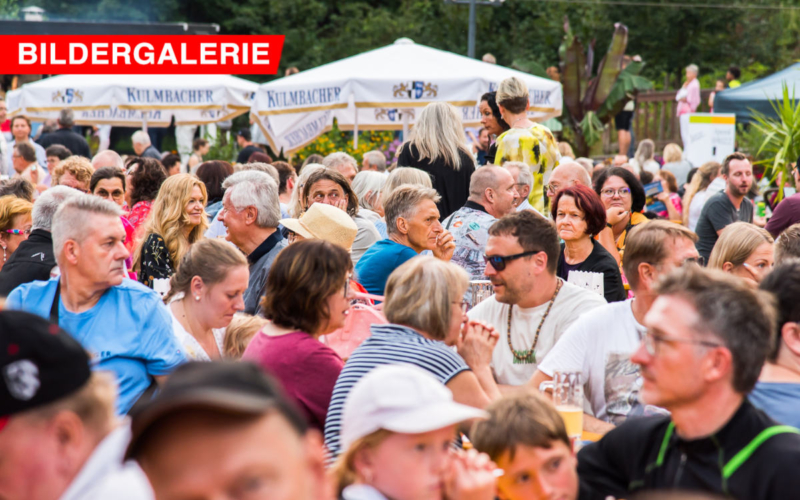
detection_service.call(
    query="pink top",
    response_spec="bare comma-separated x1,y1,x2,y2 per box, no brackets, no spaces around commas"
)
127,200,152,239
677,79,701,116
242,331,344,431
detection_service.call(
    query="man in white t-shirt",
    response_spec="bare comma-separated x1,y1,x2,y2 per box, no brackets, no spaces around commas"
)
532,221,700,434
468,211,607,387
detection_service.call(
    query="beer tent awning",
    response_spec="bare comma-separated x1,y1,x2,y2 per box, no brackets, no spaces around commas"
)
714,63,800,124
6,73,258,127
251,38,562,153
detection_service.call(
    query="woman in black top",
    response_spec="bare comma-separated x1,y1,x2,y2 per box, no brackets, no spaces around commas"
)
478,91,510,165
552,184,626,302
396,102,475,220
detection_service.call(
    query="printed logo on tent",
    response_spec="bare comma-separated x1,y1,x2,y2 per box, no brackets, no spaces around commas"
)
392,81,438,99
52,88,84,104
374,108,415,122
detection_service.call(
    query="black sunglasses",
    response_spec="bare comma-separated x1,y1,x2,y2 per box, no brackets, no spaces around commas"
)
483,250,541,271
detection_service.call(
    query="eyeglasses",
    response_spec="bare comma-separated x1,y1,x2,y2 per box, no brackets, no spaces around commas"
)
682,256,705,267
600,187,631,198
484,250,541,272
5,228,31,235
545,183,562,195
641,330,723,356
453,300,470,313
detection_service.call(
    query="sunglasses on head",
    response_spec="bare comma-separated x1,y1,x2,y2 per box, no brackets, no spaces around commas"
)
483,250,541,271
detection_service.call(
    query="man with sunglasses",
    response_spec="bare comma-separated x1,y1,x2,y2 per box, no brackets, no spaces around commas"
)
577,265,800,500
532,221,700,434
765,156,800,238
467,211,606,387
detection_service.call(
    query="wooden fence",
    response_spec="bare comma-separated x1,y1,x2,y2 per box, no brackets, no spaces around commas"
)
601,89,714,155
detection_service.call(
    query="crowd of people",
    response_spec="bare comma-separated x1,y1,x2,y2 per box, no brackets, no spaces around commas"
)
2,73,800,500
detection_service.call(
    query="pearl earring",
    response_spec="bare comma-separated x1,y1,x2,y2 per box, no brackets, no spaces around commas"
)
195,296,200,301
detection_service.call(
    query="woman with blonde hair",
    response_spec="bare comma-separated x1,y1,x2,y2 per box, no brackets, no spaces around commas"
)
661,143,692,186
683,161,722,230
164,238,249,361
630,139,660,176
324,256,501,461
397,102,475,219
134,174,208,288
494,76,560,213
0,195,33,271
708,222,774,286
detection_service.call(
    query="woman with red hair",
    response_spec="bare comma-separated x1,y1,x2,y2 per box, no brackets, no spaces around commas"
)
552,184,626,302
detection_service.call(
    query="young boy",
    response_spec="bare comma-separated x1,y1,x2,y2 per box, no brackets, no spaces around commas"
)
471,391,580,500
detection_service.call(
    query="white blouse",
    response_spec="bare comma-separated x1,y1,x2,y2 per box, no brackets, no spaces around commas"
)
168,294,226,361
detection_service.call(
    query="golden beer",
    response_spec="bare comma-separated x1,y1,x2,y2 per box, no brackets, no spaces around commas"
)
556,404,583,438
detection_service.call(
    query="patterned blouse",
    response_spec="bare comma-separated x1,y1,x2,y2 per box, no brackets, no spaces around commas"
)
138,233,174,289
494,123,560,213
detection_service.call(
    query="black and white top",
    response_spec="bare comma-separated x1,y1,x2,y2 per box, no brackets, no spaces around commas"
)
323,323,470,462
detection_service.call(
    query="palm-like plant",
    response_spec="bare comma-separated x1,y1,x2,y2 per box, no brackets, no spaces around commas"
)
752,83,800,203
559,20,652,156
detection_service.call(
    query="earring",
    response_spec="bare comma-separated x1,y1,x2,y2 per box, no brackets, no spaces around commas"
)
195,296,200,301
2,247,6,263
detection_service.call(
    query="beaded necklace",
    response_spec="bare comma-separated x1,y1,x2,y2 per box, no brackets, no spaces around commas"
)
506,279,563,365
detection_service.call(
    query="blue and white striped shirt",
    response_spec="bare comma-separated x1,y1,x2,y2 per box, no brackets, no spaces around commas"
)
323,323,470,462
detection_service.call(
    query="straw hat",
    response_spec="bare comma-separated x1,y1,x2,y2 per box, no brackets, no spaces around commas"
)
280,203,359,251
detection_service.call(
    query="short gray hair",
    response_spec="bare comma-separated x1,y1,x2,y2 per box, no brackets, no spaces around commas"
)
131,130,151,146
504,161,533,189
363,151,387,172
52,196,122,261
238,162,279,184
91,150,124,171
32,186,84,231
352,171,387,212
58,108,75,128
323,152,357,172
222,171,280,228
384,184,440,236
686,64,699,75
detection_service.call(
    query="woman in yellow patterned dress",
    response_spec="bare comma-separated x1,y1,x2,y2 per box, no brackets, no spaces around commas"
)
494,76,560,213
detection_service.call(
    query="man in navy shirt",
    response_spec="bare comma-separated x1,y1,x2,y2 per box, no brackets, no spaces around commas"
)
356,184,455,295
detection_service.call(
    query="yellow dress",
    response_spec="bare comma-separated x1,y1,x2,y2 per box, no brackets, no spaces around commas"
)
494,123,560,213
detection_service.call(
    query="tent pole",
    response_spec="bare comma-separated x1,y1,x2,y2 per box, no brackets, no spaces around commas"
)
353,108,359,149
402,109,409,142
142,114,148,133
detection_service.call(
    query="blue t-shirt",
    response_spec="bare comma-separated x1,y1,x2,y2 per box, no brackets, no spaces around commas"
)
354,239,418,295
6,277,186,414
749,381,800,428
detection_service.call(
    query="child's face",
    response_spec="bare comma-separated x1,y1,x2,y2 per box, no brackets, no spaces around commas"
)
495,442,579,500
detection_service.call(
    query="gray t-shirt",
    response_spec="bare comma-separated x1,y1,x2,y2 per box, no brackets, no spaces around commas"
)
695,190,754,261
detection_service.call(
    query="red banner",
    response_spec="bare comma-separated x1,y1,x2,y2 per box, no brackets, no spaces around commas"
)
0,35,285,75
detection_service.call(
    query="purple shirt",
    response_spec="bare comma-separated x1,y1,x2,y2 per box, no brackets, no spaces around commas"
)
765,193,800,238
243,331,343,431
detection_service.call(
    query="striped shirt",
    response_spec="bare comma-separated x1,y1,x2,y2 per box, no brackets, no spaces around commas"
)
323,323,470,462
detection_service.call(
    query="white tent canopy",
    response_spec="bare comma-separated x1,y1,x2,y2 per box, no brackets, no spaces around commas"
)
7,74,258,128
252,38,562,154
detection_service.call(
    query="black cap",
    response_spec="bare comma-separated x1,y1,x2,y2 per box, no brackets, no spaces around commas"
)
0,311,91,420
237,128,251,141
125,361,308,459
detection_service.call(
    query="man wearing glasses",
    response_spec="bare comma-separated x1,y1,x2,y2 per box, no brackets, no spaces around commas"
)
532,221,700,434
467,211,606,387
545,161,592,209
765,156,800,238
577,265,800,500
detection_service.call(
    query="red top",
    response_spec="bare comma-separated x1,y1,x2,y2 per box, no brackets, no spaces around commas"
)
242,331,344,431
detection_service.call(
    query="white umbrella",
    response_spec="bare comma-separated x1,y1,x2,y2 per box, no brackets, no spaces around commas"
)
252,38,562,154
6,74,258,128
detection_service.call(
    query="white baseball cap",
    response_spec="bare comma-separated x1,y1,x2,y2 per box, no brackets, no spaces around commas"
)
340,364,488,451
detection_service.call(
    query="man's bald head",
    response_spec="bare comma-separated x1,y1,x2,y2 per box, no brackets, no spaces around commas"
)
547,162,591,201
91,150,124,171
468,166,518,218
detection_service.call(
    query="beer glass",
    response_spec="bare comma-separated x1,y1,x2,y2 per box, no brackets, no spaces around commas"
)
467,280,493,310
539,371,584,439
